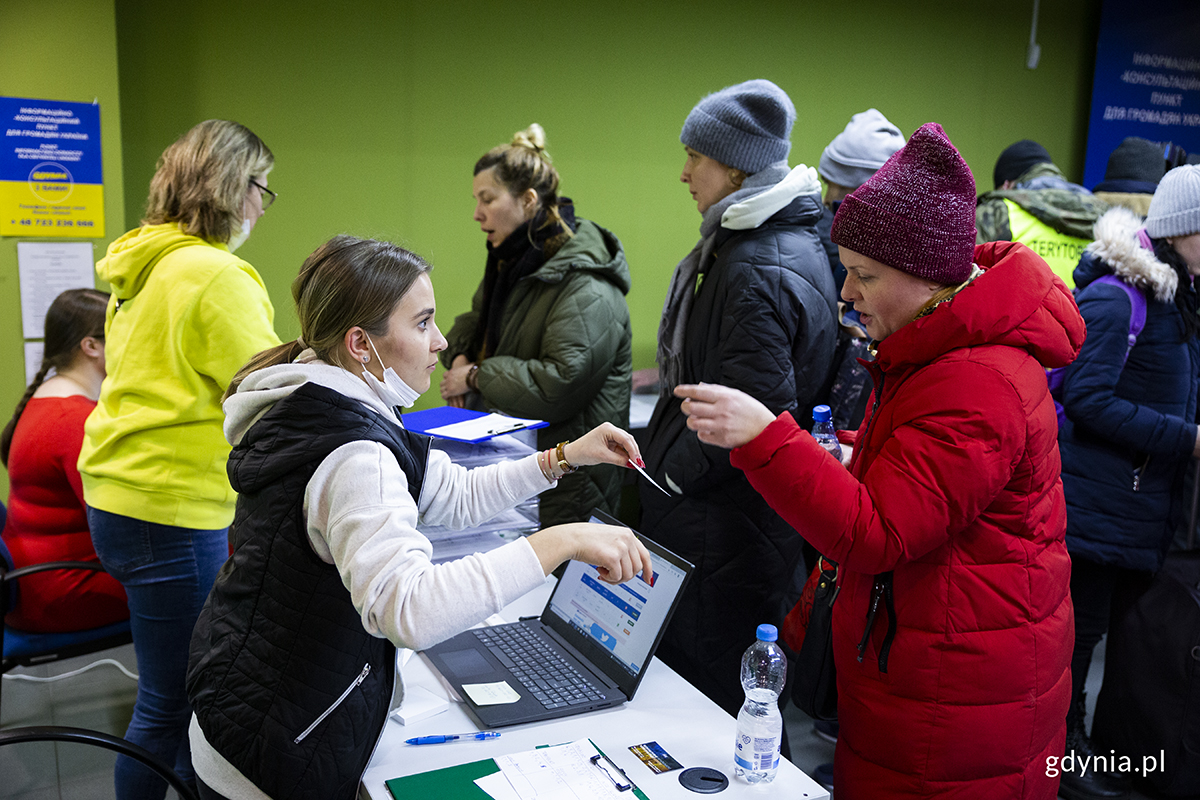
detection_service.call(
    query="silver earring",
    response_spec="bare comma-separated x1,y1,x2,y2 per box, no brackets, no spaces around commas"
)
362,355,369,363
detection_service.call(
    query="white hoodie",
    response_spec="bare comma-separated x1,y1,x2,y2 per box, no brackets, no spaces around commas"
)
192,352,550,797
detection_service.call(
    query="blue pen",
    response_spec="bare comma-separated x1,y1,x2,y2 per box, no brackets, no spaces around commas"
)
405,732,501,745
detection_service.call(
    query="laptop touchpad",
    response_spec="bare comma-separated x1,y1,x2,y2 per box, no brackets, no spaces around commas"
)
440,648,494,677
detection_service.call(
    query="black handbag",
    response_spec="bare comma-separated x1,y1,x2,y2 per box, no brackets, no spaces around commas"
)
792,556,839,721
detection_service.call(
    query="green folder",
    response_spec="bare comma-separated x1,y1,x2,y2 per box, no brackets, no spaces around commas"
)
384,757,498,799
383,744,649,799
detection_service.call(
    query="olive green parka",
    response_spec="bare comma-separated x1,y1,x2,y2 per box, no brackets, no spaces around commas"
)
442,219,632,526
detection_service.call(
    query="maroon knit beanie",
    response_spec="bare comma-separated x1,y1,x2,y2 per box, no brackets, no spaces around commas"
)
830,122,976,284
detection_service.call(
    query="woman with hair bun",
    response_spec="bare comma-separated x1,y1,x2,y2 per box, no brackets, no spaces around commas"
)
187,235,650,800
439,124,633,526
77,119,281,798
2,288,127,633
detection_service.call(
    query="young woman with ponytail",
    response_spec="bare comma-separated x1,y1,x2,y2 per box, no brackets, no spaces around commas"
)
186,235,650,800
2,288,127,633
439,124,633,526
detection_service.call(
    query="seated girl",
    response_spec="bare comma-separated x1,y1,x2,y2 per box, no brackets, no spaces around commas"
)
186,235,650,800
2,288,128,632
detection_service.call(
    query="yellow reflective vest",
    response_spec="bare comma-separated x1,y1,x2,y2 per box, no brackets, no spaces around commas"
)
1003,199,1090,288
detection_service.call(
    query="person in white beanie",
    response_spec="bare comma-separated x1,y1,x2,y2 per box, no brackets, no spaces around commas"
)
812,110,907,453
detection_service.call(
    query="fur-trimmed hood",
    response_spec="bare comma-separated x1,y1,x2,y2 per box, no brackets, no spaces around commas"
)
1078,206,1178,303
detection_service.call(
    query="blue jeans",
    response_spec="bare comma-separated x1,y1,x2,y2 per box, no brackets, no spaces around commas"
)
87,507,227,800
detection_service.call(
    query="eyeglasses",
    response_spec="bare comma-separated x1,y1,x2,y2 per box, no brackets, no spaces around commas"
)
250,179,277,211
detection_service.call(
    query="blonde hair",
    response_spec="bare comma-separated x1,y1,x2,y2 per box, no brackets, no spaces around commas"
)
474,123,569,233
143,119,274,244
226,236,432,400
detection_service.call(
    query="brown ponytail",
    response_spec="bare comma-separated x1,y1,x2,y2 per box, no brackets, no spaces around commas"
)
2,288,109,466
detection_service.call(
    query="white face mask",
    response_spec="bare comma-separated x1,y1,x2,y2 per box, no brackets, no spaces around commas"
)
227,218,252,253
360,334,420,410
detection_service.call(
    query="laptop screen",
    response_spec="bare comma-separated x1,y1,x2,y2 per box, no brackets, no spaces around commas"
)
542,511,690,693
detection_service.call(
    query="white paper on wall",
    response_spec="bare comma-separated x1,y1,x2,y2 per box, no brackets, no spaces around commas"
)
17,241,95,339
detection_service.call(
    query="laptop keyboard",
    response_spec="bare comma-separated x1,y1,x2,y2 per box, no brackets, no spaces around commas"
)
474,623,608,709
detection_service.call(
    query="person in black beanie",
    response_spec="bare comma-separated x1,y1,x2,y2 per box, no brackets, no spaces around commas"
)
1092,136,1166,216
640,78,838,722
977,138,1109,287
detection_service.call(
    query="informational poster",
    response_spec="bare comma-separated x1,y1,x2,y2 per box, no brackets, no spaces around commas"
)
1,96,104,237
1083,0,1200,188
17,240,95,338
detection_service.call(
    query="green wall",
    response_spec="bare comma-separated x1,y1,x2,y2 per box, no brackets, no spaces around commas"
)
2,0,1100,493
113,0,1100,408
0,0,126,497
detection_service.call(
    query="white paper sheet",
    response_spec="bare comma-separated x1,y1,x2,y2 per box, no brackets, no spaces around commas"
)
24,341,44,386
475,771,522,800
17,241,95,339
426,413,542,442
494,739,630,800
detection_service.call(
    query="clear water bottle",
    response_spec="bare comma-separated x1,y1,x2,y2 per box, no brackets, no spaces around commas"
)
734,624,786,783
812,404,842,461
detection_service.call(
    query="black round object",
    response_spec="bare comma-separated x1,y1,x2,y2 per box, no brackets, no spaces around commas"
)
678,767,729,793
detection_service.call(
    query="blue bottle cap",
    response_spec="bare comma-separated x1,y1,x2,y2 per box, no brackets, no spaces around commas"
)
756,624,778,642
813,405,832,422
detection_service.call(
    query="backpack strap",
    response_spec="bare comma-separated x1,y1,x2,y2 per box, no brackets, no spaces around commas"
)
1092,274,1147,362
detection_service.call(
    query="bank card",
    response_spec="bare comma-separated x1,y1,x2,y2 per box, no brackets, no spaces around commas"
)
629,740,683,773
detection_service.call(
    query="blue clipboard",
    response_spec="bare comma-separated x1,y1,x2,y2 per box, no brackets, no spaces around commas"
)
402,406,547,443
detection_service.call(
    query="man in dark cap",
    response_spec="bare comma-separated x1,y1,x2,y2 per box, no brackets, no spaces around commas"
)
976,139,1109,287
1092,136,1166,216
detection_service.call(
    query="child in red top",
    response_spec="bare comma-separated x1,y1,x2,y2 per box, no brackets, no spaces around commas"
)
1,288,127,632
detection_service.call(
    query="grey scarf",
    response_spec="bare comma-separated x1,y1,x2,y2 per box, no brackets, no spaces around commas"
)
656,163,792,393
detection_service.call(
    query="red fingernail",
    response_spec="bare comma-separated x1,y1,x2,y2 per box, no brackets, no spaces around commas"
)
637,458,646,468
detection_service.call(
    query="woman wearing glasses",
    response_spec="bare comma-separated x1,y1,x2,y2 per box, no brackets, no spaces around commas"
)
78,119,281,800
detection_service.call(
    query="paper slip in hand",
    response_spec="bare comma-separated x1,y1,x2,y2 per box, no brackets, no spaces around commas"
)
463,681,522,706
629,460,671,496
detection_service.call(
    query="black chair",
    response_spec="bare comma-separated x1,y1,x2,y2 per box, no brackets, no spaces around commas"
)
0,724,199,800
0,532,133,720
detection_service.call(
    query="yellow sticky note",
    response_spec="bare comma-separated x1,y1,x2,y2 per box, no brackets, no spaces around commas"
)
463,681,521,705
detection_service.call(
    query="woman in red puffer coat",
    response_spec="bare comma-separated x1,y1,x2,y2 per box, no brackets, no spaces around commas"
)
675,123,1084,799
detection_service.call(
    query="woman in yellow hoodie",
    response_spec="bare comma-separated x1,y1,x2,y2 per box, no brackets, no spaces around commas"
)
78,119,280,800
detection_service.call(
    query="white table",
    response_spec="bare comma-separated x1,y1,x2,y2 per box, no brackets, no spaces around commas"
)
360,577,827,799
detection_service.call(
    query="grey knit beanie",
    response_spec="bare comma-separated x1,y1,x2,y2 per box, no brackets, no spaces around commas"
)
818,109,905,189
1146,165,1200,238
680,79,795,174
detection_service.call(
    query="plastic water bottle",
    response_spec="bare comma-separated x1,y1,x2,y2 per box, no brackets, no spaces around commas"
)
734,624,786,783
812,404,842,461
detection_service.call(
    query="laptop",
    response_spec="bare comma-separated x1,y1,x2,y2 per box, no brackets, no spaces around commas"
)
422,509,693,728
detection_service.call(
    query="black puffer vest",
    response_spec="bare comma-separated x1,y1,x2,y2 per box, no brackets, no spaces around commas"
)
187,382,430,800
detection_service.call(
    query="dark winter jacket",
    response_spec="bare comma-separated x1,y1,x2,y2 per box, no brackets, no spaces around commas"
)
640,190,838,715
187,383,429,800
443,219,632,526
1060,207,1200,571
733,242,1084,798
